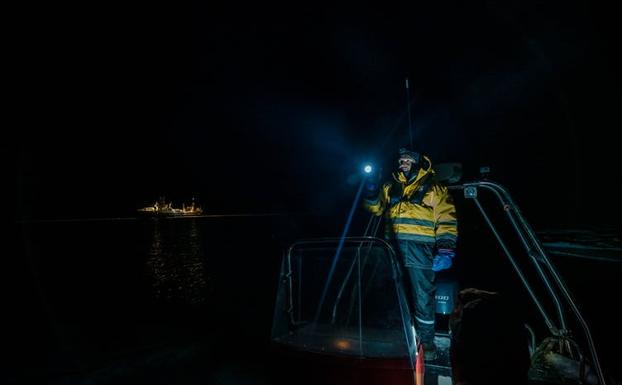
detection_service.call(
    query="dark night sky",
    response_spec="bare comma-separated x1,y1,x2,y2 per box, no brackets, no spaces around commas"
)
10,1,621,227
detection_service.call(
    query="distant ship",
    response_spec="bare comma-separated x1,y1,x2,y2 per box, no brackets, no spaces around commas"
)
138,197,203,217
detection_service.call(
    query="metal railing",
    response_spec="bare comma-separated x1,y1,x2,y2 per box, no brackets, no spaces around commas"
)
449,180,606,385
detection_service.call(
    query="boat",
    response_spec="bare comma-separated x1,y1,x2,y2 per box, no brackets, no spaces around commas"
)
137,197,203,217
268,164,613,385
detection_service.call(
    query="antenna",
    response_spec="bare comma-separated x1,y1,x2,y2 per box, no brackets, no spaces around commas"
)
405,77,414,148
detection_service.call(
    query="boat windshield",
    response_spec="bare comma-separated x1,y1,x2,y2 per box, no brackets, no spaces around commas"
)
271,238,416,359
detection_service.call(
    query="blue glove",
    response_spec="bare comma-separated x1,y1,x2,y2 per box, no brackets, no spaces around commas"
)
432,248,455,272
364,173,381,199
365,182,379,196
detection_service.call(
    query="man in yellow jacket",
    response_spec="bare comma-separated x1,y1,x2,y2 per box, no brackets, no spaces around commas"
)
364,147,458,360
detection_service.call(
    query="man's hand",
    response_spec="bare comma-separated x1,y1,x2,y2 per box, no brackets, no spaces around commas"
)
364,171,381,199
432,248,455,272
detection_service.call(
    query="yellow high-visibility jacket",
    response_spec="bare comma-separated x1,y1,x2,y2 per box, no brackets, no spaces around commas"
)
364,156,458,246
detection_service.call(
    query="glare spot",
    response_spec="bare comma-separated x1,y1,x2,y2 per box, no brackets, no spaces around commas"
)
334,339,351,350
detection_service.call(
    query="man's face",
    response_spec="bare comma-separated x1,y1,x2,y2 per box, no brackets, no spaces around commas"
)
398,157,415,174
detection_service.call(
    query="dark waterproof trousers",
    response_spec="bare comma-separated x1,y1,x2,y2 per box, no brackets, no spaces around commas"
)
397,240,436,345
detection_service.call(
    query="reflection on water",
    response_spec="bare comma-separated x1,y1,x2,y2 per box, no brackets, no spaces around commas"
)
146,219,209,305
